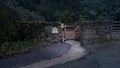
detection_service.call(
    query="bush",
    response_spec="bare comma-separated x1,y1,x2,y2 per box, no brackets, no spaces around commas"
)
0,9,18,44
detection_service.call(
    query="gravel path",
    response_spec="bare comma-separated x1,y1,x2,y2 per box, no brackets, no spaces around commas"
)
20,40,87,68
48,41,120,68
0,43,71,68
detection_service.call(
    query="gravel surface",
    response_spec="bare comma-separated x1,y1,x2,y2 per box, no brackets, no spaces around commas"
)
19,40,87,68
48,41,120,68
0,43,71,68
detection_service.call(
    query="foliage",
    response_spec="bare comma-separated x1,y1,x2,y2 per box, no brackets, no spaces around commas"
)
10,0,120,22
0,9,17,45
0,41,31,56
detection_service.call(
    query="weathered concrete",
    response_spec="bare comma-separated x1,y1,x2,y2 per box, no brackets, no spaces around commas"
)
20,40,87,68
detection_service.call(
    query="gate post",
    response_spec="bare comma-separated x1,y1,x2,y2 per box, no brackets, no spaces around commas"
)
60,23,65,42
80,21,96,50
64,26,66,41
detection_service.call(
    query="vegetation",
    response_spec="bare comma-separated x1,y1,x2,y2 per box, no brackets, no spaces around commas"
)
0,8,60,57
0,9,21,56
0,0,120,23
0,9,16,44
9,0,120,22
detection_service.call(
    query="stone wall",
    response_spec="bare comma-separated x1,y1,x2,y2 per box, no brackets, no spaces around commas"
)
17,22,61,46
80,21,113,48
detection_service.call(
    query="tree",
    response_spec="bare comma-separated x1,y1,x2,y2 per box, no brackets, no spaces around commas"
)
0,9,17,45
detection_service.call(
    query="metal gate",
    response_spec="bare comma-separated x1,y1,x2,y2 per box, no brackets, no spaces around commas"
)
64,25,80,41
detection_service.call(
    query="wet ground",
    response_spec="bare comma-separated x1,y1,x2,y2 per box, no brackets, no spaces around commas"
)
48,41,120,68
0,43,71,68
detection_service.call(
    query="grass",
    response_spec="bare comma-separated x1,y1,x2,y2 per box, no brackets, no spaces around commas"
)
0,39,56,58
0,41,31,57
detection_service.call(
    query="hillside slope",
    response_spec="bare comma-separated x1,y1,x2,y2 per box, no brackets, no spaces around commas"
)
1,0,120,22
